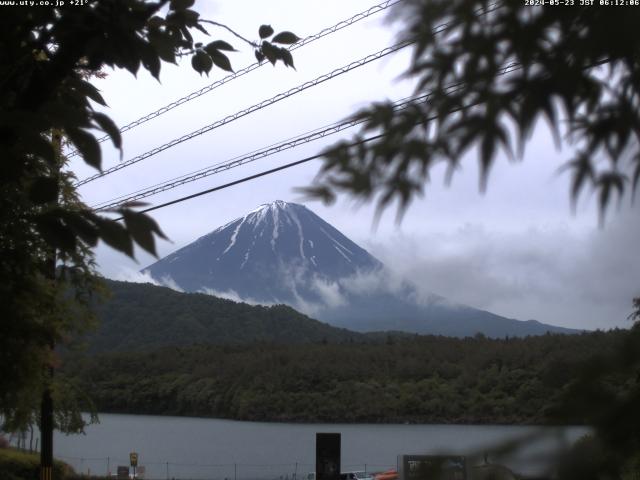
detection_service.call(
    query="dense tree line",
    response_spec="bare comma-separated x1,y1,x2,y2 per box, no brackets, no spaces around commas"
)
63,329,630,425
85,280,365,353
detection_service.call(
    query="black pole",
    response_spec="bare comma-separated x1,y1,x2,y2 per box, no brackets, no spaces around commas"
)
40,389,53,480
40,129,61,480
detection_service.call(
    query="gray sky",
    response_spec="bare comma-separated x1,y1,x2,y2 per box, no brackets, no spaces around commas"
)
71,0,639,331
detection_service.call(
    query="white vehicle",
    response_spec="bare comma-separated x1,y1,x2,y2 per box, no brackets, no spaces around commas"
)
345,472,375,480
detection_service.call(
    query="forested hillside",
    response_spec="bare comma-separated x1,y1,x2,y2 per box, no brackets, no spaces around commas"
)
86,280,364,352
64,329,628,424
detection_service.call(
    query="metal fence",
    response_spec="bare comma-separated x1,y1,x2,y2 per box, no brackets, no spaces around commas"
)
54,456,396,480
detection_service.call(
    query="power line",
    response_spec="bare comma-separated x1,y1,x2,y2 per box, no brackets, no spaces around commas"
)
111,61,522,219
113,133,386,220
94,54,518,211
76,2,504,188
75,39,416,187
92,92,438,211
66,0,404,159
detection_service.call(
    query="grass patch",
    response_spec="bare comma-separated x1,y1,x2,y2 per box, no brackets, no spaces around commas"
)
0,448,75,480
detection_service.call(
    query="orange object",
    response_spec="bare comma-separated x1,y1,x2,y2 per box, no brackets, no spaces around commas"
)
374,470,398,480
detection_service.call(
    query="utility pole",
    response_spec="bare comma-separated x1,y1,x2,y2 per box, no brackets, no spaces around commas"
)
40,128,61,480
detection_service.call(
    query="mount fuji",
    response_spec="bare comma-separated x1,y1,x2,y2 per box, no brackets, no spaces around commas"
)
142,200,577,337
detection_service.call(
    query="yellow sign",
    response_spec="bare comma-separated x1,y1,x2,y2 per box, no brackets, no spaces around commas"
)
130,452,138,467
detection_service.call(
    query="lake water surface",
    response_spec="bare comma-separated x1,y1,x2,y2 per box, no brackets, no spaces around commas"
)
51,413,587,479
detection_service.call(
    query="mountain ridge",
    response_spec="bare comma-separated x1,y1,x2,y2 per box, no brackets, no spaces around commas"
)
86,279,365,353
143,200,579,337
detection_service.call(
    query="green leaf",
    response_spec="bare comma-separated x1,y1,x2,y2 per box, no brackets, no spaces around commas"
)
119,201,149,208
562,154,595,212
272,31,300,45
149,30,177,64
65,127,101,170
170,0,194,10
295,185,336,205
194,23,209,35
29,177,58,205
94,217,134,257
259,24,274,39
35,213,77,253
209,50,233,73
64,211,99,247
205,40,236,52
479,133,496,192
191,50,212,76
596,171,627,220
182,9,199,27
92,112,122,150
279,47,295,69
261,41,278,65
139,42,161,80
121,209,168,256
69,78,107,107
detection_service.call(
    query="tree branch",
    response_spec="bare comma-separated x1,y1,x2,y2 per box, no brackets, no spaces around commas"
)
200,20,258,48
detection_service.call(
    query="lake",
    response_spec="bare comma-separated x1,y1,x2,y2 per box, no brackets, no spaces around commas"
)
50,413,587,479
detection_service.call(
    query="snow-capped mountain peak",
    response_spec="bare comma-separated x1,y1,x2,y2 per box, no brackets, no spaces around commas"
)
143,200,381,301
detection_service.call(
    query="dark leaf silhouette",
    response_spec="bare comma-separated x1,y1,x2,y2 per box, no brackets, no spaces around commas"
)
259,24,274,39
65,127,101,170
191,50,213,75
209,50,233,73
205,39,236,52
311,1,640,221
92,112,122,150
272,31,301,45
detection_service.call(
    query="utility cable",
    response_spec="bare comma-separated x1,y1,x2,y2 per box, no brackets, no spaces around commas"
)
111,61,522,219
92,91,439,211
113,133,385,220
66,0,405,159
76,1,504,186
75,39,417,187
95,57,518,210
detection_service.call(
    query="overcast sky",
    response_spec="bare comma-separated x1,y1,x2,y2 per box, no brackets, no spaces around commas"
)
70,0,639,331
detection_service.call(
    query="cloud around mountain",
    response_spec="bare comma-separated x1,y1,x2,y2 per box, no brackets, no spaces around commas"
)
140,200,578,337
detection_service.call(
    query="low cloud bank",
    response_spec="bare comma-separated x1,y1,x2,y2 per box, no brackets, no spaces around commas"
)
198,287,271,307
111,209,639,331
113,268,183,292
366,209,640,330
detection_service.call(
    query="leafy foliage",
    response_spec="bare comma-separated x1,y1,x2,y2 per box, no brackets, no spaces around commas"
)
548,324,640,479
307,1,640,222
629,295,640,323
0,448,74,480
253,25,298,68
0,0,297,432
